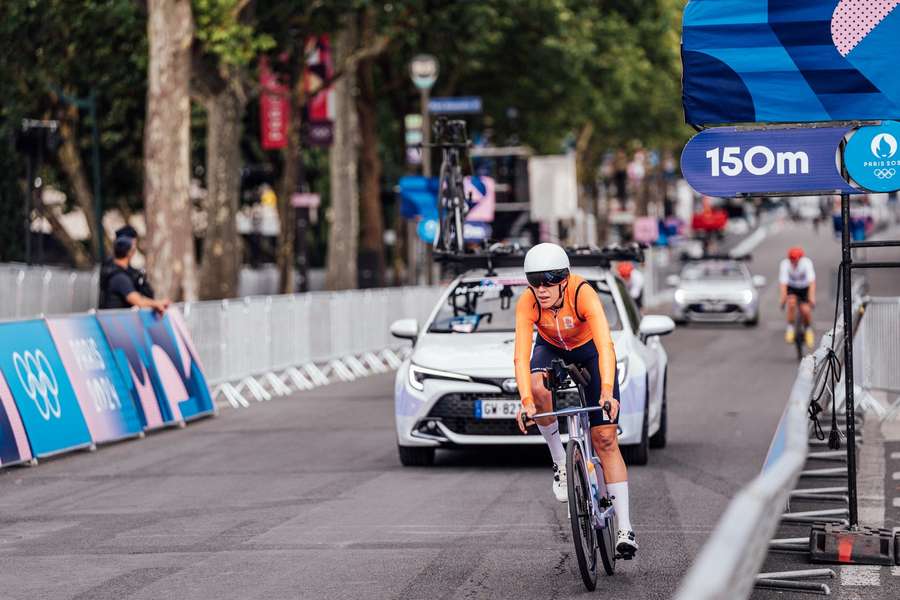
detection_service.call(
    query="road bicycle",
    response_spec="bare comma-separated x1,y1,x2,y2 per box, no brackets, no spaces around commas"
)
528,359,620,590
431,117,471,254
783,297,812,361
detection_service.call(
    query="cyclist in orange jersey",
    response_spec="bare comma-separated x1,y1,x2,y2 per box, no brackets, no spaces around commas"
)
514,242,637,558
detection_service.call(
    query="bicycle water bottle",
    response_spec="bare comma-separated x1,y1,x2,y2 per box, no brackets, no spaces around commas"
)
586,459,600,505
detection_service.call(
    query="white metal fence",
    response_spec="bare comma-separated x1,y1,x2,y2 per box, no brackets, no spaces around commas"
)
0,264,99,320
180,286,442,408
854,296,900,420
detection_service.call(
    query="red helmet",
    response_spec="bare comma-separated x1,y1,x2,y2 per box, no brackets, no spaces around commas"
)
788,247,804,261
618,262,634,278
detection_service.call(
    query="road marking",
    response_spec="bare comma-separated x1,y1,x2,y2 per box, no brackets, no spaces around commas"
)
891,452,900,460
893,566,900,577
841,565,881,586
893,497,900,507
892,472,900,480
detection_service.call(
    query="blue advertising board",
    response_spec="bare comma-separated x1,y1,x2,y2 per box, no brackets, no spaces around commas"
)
0,320,92,457
428,96,482,114
46,315,143,443
681,126,859,197
843,120,900,193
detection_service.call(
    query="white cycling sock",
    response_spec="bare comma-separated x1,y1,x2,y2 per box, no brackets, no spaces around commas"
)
607,481,632,531
537,422,566,465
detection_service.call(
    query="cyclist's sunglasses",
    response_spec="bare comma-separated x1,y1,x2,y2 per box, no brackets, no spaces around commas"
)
526,269,569,288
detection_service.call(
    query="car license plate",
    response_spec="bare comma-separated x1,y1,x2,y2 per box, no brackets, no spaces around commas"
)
702,301,725,312
476,399,520,419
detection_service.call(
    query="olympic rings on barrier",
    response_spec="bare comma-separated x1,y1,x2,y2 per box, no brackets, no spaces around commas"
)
873,168,896,179
13,350,61,420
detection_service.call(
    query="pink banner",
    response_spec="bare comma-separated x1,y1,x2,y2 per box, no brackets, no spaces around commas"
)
0,370,32,467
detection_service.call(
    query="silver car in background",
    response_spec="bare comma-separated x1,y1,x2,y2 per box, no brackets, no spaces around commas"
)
668,257,766,326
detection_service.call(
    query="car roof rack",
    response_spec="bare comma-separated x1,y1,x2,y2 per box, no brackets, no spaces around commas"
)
435,243,646,276
679,252,752,262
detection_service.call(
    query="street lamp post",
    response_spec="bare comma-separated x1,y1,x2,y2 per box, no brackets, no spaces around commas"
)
409,54,439,285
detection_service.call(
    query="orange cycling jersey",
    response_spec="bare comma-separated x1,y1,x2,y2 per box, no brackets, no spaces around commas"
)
514,274,617,409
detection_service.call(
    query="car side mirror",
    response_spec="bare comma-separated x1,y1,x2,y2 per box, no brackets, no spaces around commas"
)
639,315,676,339
390,318,419,341
666,274,681,287
752,275,767,288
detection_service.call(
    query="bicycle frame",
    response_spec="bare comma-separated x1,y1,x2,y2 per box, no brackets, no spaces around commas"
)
533,385,615,530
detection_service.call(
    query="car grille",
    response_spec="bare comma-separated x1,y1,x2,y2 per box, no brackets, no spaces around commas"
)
687,303,741,313
427,391,582,436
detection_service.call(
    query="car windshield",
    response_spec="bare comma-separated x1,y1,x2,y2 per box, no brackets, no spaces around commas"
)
429,277,622,333
680,261,746,281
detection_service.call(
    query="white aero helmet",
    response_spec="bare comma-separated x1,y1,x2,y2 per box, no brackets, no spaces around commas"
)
524,243,570,275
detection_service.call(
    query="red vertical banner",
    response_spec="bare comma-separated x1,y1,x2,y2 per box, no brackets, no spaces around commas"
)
303,35,333,122
260,56,289,150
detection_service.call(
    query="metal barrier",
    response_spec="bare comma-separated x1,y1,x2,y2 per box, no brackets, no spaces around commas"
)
854,296,900,420
0,264,99,320
674,281,867,600
180,286,442,408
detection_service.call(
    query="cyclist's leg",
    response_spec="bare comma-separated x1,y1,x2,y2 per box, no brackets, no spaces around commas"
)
529,338,565,465
784,292,798,343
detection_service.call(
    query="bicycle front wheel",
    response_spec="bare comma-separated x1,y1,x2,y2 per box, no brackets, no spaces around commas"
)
567,440,598,590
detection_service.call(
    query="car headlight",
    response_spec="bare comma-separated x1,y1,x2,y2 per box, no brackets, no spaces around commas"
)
616,357,629,388
740,289,754,304
673,289,687,304
408,363,472,391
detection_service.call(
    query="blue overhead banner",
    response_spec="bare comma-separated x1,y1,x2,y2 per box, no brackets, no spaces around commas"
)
681,125,859,197
682,0,900,125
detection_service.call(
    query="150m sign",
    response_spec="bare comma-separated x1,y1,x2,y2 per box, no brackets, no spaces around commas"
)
682,126,858,197
705,146,809,177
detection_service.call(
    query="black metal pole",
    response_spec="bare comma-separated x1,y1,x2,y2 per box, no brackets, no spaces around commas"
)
840,192,859,528
25,152,33,266
88,90,104,263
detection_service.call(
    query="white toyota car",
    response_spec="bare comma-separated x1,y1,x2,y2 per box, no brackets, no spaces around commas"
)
391,265,675,467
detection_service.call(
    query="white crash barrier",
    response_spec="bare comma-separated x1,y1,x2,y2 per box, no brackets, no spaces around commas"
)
673,280,868,600
180,286,441,408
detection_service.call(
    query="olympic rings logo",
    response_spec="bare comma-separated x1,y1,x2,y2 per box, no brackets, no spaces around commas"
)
873,168,896,179
12,350,61,420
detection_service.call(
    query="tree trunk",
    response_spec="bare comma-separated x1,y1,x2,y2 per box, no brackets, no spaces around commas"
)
198,86,244,300
144,0,196,301
276,107,299,294
56,103,105,261
325,19,360,291
356,21,385,288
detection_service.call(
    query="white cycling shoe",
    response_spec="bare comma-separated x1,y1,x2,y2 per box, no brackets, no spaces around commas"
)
552,462,568,502
616,529,638,558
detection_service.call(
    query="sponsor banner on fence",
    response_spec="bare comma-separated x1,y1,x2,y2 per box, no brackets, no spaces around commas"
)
0,370,32,467
142,309,215,421
0,320,92,457
46,315,143,443
96,311,175,428
681,126,859,197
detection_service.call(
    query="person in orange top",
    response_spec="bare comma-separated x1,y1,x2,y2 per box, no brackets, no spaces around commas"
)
514,243,637,558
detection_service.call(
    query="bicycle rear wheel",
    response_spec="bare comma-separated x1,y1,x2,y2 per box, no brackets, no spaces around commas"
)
567,440,598,590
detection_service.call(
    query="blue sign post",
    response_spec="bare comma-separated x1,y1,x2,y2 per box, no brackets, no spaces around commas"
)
843,120,900,193
681,126,859,197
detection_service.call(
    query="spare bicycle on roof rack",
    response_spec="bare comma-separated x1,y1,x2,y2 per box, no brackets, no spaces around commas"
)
428,117,474,254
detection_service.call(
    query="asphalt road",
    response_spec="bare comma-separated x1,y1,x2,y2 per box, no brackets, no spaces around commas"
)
0,221,864,600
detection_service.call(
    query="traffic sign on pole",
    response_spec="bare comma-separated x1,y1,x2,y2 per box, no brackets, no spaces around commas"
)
428,96,483,115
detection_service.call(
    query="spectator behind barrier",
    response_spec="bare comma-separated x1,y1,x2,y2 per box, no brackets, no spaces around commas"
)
99,225,170,313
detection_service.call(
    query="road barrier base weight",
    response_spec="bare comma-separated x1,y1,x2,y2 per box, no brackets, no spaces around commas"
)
809,523,897,566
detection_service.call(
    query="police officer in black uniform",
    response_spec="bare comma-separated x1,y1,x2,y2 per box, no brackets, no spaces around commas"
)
99,225,170,312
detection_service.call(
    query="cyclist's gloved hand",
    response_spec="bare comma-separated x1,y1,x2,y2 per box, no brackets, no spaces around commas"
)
517,402,536,434
601,390,619,421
